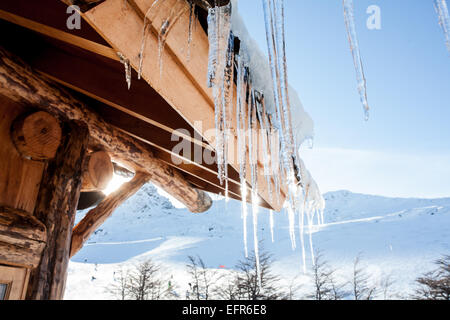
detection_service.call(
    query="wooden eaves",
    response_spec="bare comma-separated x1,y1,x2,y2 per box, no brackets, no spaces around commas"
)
0,0,284,211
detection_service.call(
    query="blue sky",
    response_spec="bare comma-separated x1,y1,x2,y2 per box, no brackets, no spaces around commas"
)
236,0,450,198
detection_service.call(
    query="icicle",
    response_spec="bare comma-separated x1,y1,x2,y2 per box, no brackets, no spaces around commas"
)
256,96,273,203
207,3,232,186
286,188,297,250
241,183,249,258
269,210,275,243
305,201,315,265
187,1,196,61
138,22,149,80
298,194,307,274
262,0,296,182
252,190,262,289
138,0,164,80
222,32,236,201
158,1,189,78
434,0,450,54
268,115,282,205
248,89,259,194
343,0,370,121
117,52,131,90
237,55,250,257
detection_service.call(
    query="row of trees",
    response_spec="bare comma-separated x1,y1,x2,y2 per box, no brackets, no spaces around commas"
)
107,250,450,300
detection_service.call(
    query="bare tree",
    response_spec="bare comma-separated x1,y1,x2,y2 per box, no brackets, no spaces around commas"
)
186,255,218,300
308,252,347,300
233,250,287,300
379,272,395,300
351,254,377,300
214,272,239,300
127,260,169,300
286,274,303,300
413,255,450,300
108,268,129,300
109,260,175,300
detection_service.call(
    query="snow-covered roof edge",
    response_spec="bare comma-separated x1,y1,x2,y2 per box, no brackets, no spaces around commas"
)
229,0,315,149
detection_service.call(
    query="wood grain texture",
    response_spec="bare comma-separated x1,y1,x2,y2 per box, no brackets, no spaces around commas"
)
70,171,150,258
0,96,45,214
11,111,62,161
0,206,47,247
26,122,89,300
0,46,212,213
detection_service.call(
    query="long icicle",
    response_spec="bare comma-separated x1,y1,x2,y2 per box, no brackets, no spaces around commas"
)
187,1,196,60
434,0,450,54
138,0,164,79
222,31,235,202
252,189,262,289
207,3,232,188
343,0,370,121
263,0,298,251
236,55,249,257
249,87,262,287
269,210,275,243
117,52,132,90
158,0,189,78
257,96,273,203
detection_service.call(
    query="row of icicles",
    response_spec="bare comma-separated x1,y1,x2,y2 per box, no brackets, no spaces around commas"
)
206,0,325,285
115,0,450,284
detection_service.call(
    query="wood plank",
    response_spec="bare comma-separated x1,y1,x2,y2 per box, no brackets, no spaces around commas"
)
0,96,46,214
0,0,110,45
0,8,117,61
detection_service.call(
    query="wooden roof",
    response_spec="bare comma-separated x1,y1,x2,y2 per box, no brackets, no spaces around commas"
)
0,0,286,211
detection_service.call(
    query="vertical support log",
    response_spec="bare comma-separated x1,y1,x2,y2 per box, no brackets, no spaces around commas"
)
26,121,89,300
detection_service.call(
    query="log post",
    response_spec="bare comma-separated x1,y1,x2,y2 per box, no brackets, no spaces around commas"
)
70,172,150,258
26,121,89,300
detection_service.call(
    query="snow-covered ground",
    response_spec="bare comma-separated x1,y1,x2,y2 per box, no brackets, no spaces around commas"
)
65,185,450,300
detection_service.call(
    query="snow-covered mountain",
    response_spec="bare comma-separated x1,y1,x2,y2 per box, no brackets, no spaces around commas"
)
65,185,450,300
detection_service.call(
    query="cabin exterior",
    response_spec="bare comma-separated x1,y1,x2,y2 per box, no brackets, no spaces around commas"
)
0,0,288,300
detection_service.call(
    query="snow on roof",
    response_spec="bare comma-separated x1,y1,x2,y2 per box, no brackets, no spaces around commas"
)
230,0,314,149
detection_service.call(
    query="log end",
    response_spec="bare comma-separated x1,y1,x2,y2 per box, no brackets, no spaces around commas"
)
11,111,62,161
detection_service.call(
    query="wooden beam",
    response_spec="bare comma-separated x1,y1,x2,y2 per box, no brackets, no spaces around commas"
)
0,206,47,246
27,121,89,300
0,46,212,213
70,172,150,258
61,0,106,13
0,8,117,61
0,206,47,269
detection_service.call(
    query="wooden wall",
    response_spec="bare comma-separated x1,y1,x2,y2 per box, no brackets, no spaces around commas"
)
0,94,45,214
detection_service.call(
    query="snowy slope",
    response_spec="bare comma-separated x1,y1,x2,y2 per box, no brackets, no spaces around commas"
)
65,185,450,300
